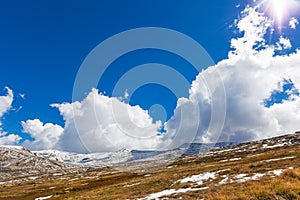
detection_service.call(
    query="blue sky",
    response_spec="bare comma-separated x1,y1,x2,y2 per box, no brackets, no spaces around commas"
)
0,0,242,139
1,0,300,151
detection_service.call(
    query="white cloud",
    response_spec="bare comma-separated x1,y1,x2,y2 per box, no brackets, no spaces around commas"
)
0,87,21,146
51,89,163,153
0,87,13,118
165,6,300,144
276,36,292,50
124,89,129,99
289,17,299,29
0,134,22,145
21,119,64,150
229,6,272,57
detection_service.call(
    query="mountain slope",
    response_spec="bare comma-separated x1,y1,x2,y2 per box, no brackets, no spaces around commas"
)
0,145,84,184
0,132,299,199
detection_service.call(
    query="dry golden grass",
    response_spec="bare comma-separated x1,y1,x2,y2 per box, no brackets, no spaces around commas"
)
200,168,300,200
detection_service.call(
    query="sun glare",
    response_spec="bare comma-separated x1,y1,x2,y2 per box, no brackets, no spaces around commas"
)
272,0,285,23
258,0,300,29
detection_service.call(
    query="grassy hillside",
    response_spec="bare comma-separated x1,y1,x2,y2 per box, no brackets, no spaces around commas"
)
0,133,299,200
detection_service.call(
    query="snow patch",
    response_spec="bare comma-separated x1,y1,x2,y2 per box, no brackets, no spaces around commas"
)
35,195,52,200
0,179,23,185
218,176,229,185
262,143,286,149
123,182,141,188
178,172,216,185
261,156,295,163
229,157,241,161
251,173,265,180
270,169,283,176
139,187,208,200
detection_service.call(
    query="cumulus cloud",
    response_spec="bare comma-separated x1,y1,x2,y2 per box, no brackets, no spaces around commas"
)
0,87,21,145
289,17,299,29
277,36,292,50
0,87,13,118
21,119,64,150
51,89,163,153
229,7,272,57
166,6,300,144
0,133,22,145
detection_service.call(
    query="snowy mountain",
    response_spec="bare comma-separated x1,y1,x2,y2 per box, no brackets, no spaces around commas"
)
34,148,133,167
33,141,236,167
0,145,83,183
